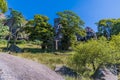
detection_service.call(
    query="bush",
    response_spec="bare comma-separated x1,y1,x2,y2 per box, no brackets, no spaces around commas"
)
9,40,27,44
30,40,42,45
17,40,27,44
70,39,113,76
0,39,7,44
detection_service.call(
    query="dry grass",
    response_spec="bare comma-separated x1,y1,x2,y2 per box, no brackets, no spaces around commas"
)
14,53,69,69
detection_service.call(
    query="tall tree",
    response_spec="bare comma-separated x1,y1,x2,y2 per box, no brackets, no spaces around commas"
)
24,14,54,49
56,10,85,50
97,19,114,39
0,0,8,13
5,9,26,49
97,18,120,38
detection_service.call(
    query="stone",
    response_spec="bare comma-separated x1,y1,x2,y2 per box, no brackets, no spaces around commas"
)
92,65,118,80
55,65,78,77
9,44,22,53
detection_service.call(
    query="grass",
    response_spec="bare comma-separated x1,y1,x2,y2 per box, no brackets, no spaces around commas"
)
0,42,81,80
14,53,69,69
0,41,90,80
3,41,120,80
0,41,72,69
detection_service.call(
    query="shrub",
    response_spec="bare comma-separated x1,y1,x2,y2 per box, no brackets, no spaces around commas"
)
31,40,42,45
70,39,113,76
0,39,7,44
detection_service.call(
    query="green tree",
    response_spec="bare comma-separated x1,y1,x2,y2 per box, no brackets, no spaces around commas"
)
112,19,120,35
0,23,9,39
0,0,8,13
57,10,85,50
5,9,26,49
24,14,54,50
96,19,114,39
97,18,120,37
70,39,113,76
110,33,120,53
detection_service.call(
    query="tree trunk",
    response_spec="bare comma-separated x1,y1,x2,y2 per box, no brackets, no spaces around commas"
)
92,61,96,71
6,35,11,51
41,42,46,50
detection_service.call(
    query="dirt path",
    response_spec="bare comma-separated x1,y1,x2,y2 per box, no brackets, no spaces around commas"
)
0,53,64,80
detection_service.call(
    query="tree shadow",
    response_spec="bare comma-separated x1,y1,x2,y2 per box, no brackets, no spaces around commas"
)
22,48,55,54
1,46,68,54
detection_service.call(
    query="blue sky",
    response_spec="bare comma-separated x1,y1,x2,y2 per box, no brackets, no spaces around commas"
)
7,0,120,31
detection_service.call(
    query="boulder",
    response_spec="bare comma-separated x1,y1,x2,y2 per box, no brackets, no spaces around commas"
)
55,65,78,77
92,65,118,80
9,44,22,53
0,53,64,80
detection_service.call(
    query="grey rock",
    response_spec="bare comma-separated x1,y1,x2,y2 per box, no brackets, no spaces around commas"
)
0,53,64,80
55,65,78,77
92,65,118,80
9,44,22,53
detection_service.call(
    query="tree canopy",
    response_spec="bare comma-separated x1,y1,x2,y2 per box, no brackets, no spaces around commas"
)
57,10,85,50
97,18,120,38
24,14,54,49
5,9,26,49
0,0,8,13
0,23,9,38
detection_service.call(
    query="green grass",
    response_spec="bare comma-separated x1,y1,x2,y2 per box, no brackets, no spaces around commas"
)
0,41,71,67
3,41,120,80
14,53,69,69
0,41,88,80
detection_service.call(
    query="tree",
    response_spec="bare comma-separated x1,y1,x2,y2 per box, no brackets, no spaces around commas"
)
70,39,113,76
70,35,120,77
57,10,85,50
0,23,9,39
5,9,26,49
97,19,113,39
112,19,120,35
24,14,54,50
0,0,8,13
110,33,120,53
97,18,120,37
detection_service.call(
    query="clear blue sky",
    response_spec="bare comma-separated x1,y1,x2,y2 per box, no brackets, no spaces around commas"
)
7,0,120,31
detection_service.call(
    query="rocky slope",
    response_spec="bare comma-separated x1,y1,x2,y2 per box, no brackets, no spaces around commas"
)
0,53,64,80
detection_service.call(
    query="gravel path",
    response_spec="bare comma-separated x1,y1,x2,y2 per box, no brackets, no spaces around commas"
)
0,53,64,80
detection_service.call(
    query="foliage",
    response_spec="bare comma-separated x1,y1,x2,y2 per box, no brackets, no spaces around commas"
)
7,9,26,28
65,76,80,80
70,37,120,76
5,9,26,46
112,19,120,35
0,23,9,38
57,10,85,50
109,34,120,63
32,40,42,45
0,39,7,44
24,14,54,49
0,0,8,13
97,18,120,37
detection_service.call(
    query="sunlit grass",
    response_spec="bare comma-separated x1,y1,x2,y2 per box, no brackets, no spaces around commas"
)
14,53,69,69
0,41,101,80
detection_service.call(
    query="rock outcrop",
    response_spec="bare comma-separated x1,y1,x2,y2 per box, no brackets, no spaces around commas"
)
0,53,64,80
92,65,118,80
